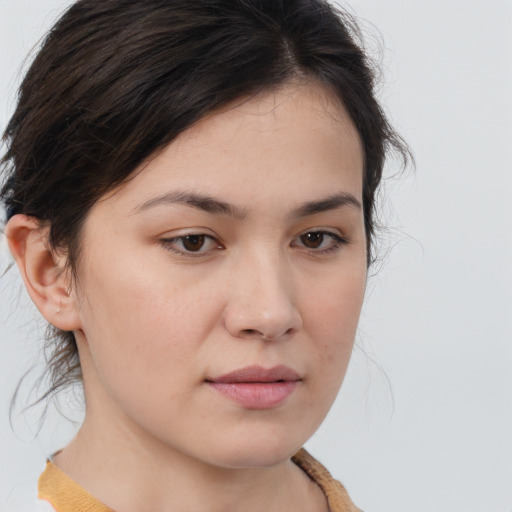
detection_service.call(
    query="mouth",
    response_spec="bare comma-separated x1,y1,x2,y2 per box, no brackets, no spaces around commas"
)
206,365,302,410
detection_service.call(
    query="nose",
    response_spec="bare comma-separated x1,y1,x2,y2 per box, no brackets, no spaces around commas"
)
223,252,302,341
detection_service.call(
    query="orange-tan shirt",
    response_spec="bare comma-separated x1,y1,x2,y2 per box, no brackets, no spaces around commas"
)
37,448,361,512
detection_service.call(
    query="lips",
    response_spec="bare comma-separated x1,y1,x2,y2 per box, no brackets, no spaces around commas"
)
210,365,301,384
206,365,301,409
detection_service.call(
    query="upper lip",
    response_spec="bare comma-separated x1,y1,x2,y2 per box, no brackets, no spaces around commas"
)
208,365,301,383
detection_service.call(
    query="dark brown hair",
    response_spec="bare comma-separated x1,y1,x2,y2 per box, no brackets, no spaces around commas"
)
1,0,410,400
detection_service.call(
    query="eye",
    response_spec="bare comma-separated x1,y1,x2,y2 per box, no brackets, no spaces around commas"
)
292,230,347,254
300,232,326,249
160,234,222,256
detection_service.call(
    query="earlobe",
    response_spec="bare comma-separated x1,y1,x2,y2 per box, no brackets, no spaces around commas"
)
5,214,81,332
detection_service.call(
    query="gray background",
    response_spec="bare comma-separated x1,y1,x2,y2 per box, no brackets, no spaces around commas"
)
1,1,511,510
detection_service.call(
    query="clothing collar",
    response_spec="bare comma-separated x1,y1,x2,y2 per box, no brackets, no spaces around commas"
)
39,448,360,512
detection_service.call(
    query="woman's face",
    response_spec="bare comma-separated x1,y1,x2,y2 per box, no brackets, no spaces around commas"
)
72,82,367,468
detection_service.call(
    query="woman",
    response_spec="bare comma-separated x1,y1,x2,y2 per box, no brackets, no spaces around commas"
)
1,0,408,510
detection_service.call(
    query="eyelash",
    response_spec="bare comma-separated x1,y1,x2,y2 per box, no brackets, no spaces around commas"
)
292,231,348,255
159,230,348,257
159,234,222,257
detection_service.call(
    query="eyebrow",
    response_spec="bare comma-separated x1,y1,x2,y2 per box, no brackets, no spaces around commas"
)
134,190,248,219
291,192,362,218
134,190,361,219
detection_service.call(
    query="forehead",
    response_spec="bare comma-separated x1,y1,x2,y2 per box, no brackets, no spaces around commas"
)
101,82,364,213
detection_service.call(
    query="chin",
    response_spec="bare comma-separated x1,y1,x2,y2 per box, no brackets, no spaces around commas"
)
203,427,307,469
217,448,298,470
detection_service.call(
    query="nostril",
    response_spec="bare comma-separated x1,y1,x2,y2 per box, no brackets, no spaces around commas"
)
241,329,259,337
240,329,275,341
239,326,297,340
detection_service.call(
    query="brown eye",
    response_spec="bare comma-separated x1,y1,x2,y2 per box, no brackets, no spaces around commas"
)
160,233,222,256
293,230,347,254
182,235,206,251
300,232,324,248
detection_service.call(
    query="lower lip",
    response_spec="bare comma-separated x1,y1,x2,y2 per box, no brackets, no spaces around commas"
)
207,381,299,409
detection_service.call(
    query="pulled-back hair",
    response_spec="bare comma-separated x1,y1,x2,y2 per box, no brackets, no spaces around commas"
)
1,0,409,401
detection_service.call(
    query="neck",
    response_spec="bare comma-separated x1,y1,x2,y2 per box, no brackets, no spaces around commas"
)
53,408,327,512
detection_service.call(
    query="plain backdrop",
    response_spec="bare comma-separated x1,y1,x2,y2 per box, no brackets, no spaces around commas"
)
1,1,511,511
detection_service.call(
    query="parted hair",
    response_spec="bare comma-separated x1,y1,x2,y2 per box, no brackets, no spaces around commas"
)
1,0,409,401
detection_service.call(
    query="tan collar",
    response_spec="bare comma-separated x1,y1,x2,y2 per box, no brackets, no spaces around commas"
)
39,448,360,512
292,449,361,512
38,459,113,512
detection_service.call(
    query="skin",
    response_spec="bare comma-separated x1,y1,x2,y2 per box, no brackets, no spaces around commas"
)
7,82,366,512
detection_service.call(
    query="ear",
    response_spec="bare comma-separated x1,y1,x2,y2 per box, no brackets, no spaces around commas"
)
5,214,81,331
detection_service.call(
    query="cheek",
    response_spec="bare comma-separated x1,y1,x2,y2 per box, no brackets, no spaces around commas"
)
305,267,366,381
309,265,366,335
292,271,365,441
75,255,220,393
